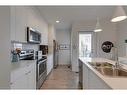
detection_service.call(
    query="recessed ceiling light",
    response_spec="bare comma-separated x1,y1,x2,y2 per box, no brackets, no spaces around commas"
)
56,20,60,23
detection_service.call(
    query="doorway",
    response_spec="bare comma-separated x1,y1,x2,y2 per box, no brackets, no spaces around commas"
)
79,32,93,57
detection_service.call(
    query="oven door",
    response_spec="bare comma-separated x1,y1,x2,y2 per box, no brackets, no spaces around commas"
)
38,59,47,79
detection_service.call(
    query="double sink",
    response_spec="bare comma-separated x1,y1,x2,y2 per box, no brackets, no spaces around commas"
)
88,62,127,77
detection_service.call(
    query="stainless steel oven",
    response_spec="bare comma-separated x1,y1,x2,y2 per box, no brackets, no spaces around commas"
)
19,49,35,60
38,59,47,79
36,56,47,89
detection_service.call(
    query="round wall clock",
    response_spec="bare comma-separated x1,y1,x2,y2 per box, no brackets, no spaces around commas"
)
101,41,114,53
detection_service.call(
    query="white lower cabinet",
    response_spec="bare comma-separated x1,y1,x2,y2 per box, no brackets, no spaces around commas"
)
27,67,36,89
82,62,111,89
83,63,89,89
88,69,111,89
11,74,28,89
10,62,36,89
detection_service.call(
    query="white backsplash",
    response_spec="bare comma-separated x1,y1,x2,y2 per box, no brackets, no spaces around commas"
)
14,43,22,50
22,43,39,51
11,41,39,51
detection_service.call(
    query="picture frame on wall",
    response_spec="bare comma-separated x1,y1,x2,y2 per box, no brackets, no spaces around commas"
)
59,44,70,50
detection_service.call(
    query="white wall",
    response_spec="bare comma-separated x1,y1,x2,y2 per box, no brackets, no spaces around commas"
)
71,19,117,72
56,29,71,65
117,20,127,57
0,7,10,89
47,24,56,75
96,20,117,58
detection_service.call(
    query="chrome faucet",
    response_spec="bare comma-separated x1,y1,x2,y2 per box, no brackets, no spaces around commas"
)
113,47,120,68
115,57,120,68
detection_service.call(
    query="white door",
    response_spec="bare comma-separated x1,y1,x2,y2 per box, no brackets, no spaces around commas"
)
79,32,95,57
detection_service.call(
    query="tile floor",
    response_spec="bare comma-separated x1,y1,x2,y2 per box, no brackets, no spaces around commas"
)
40,65,79,89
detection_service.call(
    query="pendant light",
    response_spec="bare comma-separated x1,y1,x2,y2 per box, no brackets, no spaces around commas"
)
94,18,102,32
111,6,127,22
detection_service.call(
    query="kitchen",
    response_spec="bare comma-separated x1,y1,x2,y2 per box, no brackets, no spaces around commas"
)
1,6,127,90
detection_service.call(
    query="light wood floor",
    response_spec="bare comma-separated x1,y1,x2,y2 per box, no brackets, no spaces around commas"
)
40,65,79,89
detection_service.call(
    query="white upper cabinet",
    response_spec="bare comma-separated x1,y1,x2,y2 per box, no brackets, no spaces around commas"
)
10,6,27,42
15,7,27,42
10,6,48,44
26,7,37,28
41,23,48,45
10,7,16,41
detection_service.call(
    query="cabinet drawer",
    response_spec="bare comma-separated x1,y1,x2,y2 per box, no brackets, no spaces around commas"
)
26,63,35,72
11,67,26,83
11,63,35,83
10,73,28,89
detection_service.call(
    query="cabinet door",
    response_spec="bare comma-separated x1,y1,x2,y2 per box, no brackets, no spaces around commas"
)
15,7,27,42
79,60,83,87
11,62,36,89
27,68,36,89
10,73,28,89
40,24,48,45
10,6,16,41
26,62,36,89
83,63,89,89
47,55,53,75
88,69,111,89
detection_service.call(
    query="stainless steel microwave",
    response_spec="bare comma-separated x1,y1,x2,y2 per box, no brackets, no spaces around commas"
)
27,27,41,44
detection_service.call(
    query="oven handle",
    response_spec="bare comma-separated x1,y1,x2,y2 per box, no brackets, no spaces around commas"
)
38,59,47,65
38,63,40,80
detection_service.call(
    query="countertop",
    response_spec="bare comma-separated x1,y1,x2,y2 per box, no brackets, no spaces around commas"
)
79,57,127,89
11,60,36,72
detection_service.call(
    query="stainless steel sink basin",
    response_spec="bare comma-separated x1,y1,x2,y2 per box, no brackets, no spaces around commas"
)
88,62,127,77
95,67,127,77
88,62,114,68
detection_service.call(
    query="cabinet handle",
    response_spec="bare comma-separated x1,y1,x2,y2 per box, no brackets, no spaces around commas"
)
27,65,29,67
10,82,13,85
25,72,28,75
28,71,31,74
25,71,31,75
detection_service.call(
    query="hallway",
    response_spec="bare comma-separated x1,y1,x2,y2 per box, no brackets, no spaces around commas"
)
41,65,79,89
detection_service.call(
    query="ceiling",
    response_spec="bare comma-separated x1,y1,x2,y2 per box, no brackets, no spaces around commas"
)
37,6,127,30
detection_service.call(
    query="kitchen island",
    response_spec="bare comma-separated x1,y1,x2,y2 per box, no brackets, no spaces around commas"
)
79,57,127,89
